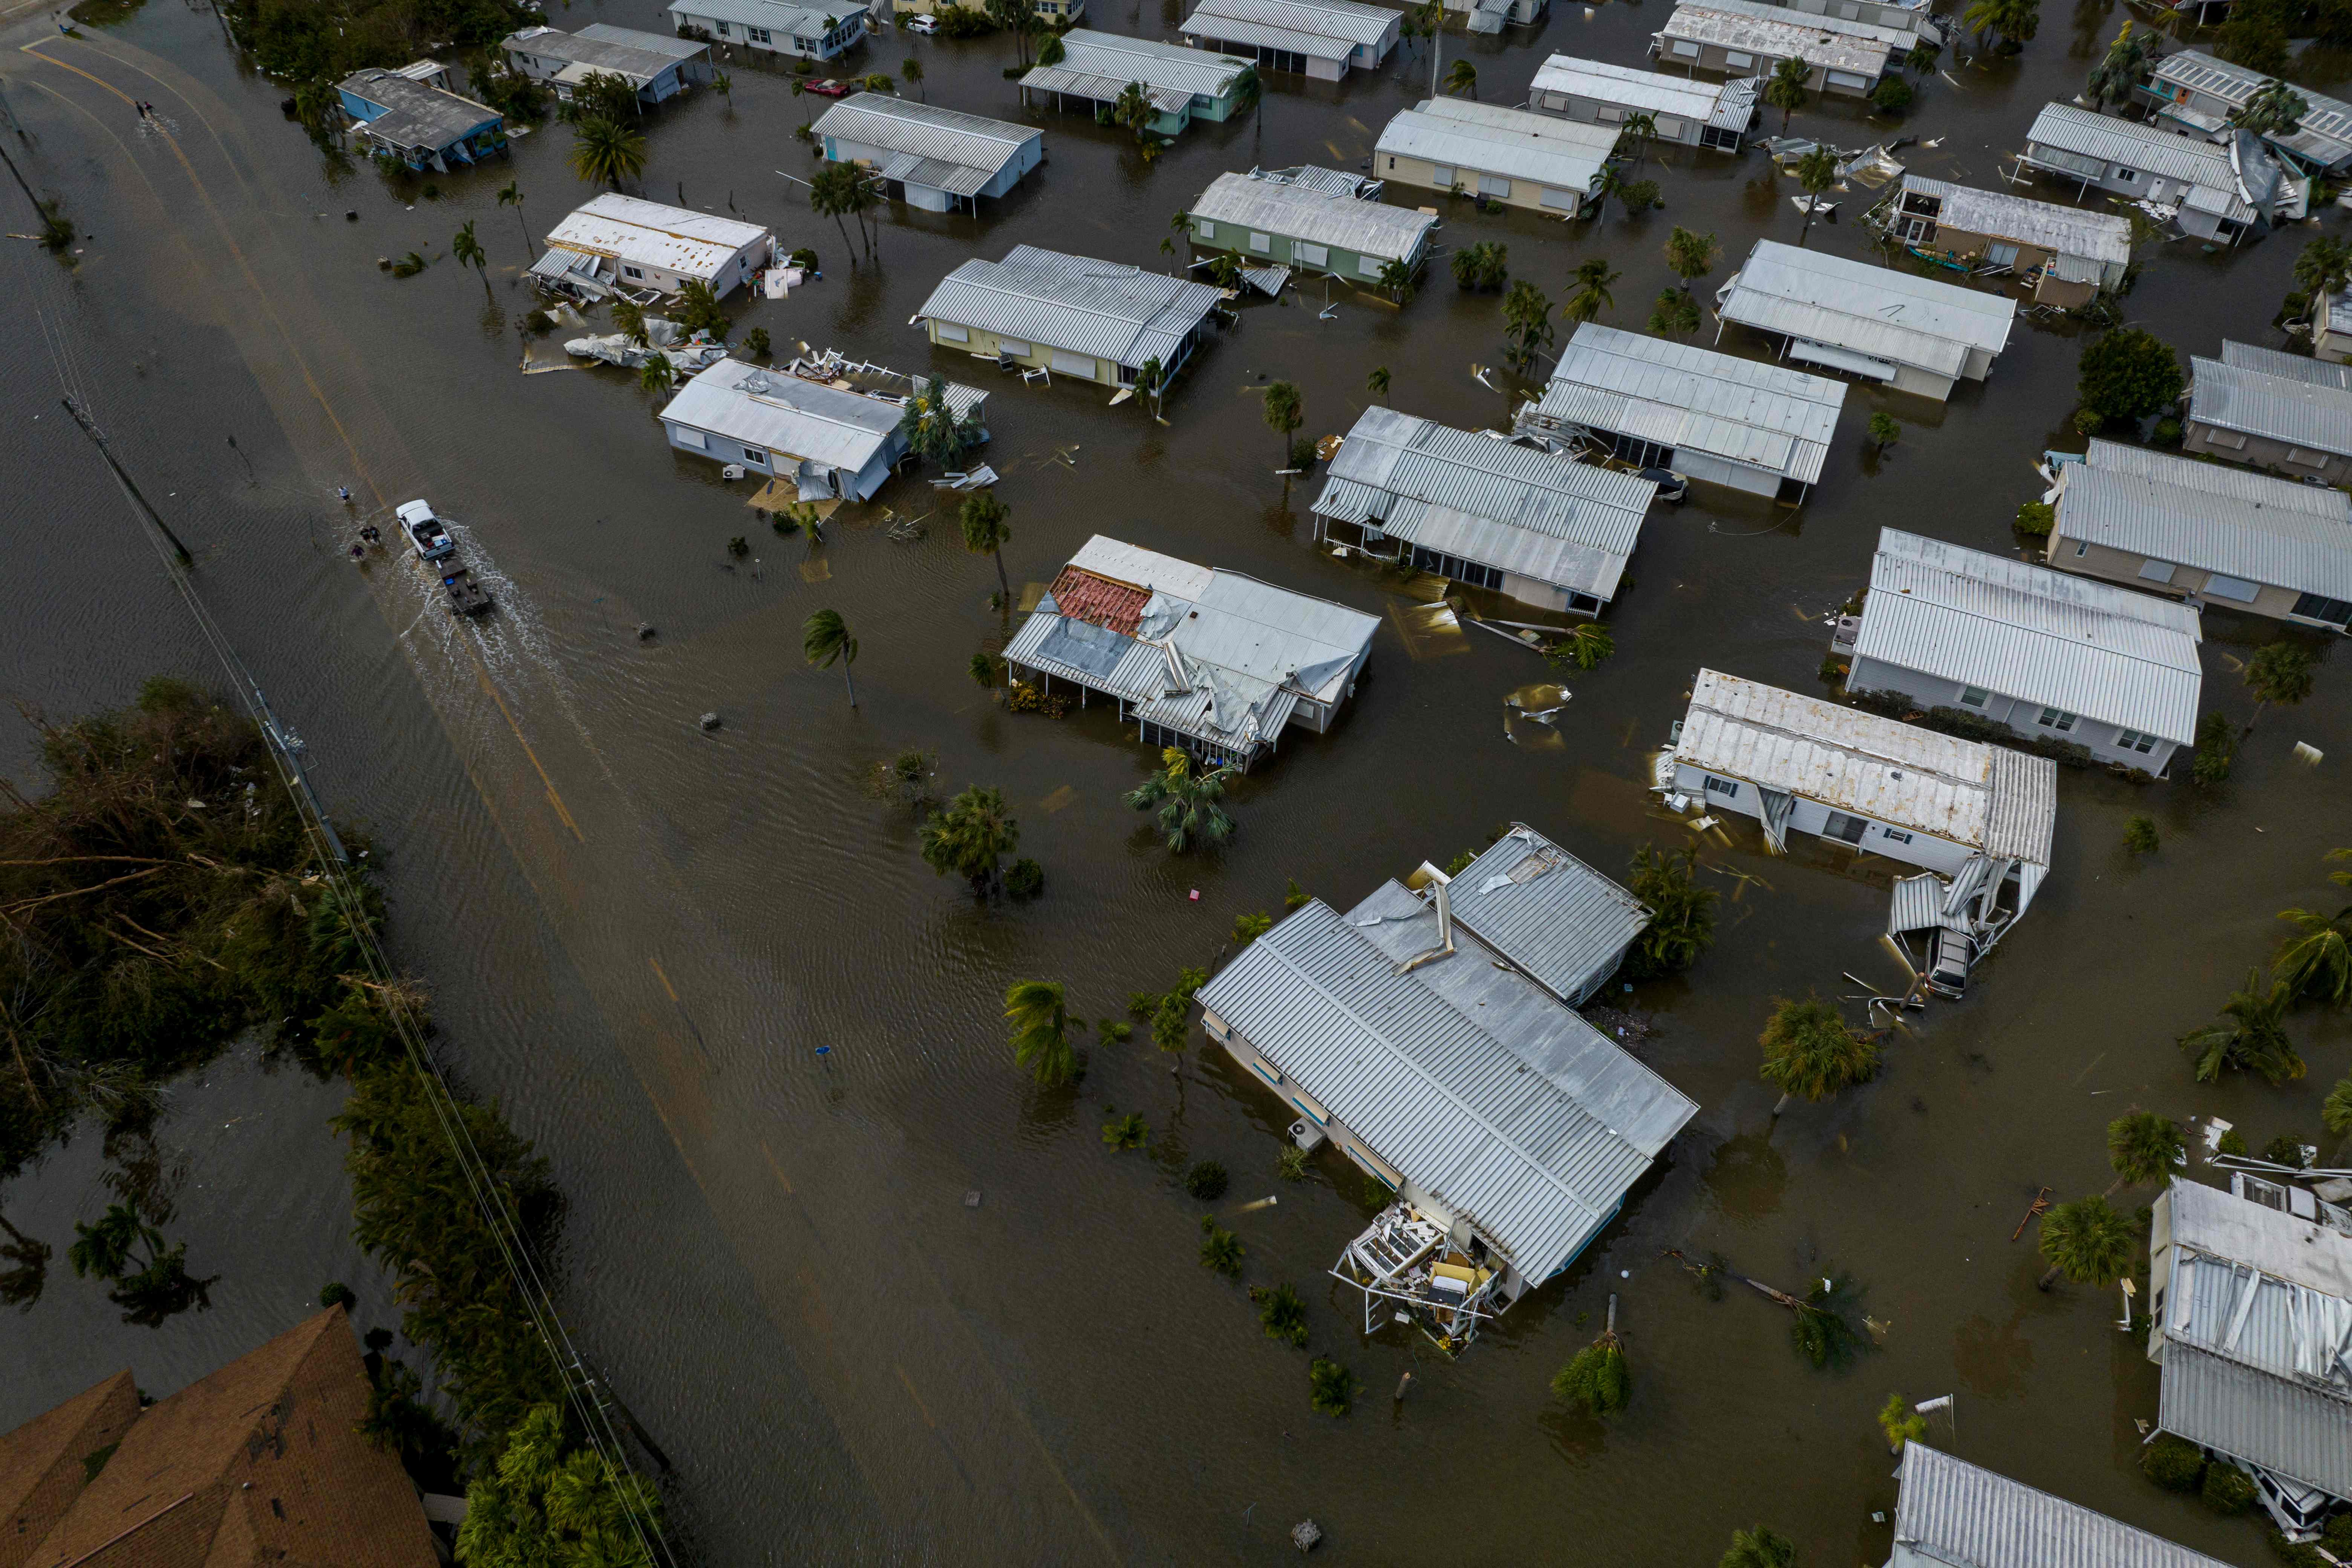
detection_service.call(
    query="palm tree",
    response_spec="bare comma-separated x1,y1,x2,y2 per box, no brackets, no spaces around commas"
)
2105,1111,2184,1194
1758,994,1879,1114
497,180,530,257
566,116,647,190
1134,355,1167,421
1720,1527,1797,1568
1551,1305,1631,1416
1765,56,1810,134
611,297,648,345
2276,897,2352,1006
2180,969,2304,1085
1502,280,1553,370
862,72,895,93
452,219,490,297
920,784,1020,893
791,76,811,127
2231,76,2308,136
2294,237,2352,303
1564,257,1620,324
1796,144,1838,247
1111,80,1155,144
712,69,733,112
638,353,675,398
2085,22,2154,111
902,57,925,101
1663,225,1719,296
809,161,865,261
2245,642,2317,728
960,489,1014,606
1263,380,1303,471
1443,58,1477,99
1963,0,2041,51
1005,979,1085,1086
2325,1077,2352,1144
1619,110,1657,173
1231,64,1263,160
1366,364,1390,401
802,608,858,707
2036,1194,2135,1291
1125,748,1236,853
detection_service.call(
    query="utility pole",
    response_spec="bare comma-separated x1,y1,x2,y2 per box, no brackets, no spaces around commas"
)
60,397,195,565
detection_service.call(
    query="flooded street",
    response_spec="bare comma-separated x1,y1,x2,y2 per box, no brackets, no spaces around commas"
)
2,0,2350,1559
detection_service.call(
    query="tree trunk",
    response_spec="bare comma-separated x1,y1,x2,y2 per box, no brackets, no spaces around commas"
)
515,211,531,256
831,212,854,263
992,547,1011,608
843,660,858,708
2037,1263,2063,1291
1771,1090,1792,1116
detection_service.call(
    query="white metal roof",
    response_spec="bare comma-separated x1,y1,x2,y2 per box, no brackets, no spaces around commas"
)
1657,0,1891,75
914,244,1223,371
1020,28,1250,112
1188,168,1436,262
1855,527,2203,745
813,94,1036,195
1531,54,1758,127
1675,668,2057,863
1442,824,1651,1004
1181,0,1394,57
2225,337,2352,389
1313,406,1658,599
2152,49,2352,170
1890,1444,2234,1568
666,0,851,34
542,193,770,281
656,358,982,471
1717,239,2016,379
1533,322,1848,485
1068,535,1218,599
1899,175,2132,265
502,24,704,82
1375,99,1617,192
2021,103,2253,220
1673,0,1919,44
2190,352,2352,459
2058,440,2352,600
1195,887,1696,1281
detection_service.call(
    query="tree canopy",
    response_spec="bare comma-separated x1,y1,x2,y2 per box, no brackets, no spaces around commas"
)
2076,327,2183,426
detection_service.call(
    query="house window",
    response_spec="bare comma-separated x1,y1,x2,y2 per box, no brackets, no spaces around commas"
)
2073,540,2089,557
1478,173,1511,197
1247,230,1271,252
2112,165,2138,182
1987,241,2019,267
1431,162,1457,185
998,337,1031,357
622,265,644,278
749,25,771,41
1703,776,1739,800
2138,559,2177,583
1882,827,1914,844
1358,253,1385,278
743,447,767,464
1295,241,1328,267
673,426,706,449
2203,574,2261,603
2205,428,2248,450
2292,591,2352,626
2286,446,2331,468
2115,729,2158,754
935,322,970,343
1723,50,1753,67
1595,106,1623,122
1826,70,1868,89
1823,812,1870,844
1194,218,1215,238
1957,685,1991,709
714,18,729,33
2037,706,2078,732
1669,38,1700,55
1655,116,1684,137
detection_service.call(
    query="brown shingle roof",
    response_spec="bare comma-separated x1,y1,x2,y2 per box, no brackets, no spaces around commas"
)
18,1308,435,1568
1047,566,1150,636
0,1372,139,1568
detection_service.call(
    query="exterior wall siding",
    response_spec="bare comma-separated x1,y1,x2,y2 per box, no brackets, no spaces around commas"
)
680,8,866,59
1845,653,2179,772
2046,527,2324,629
1671,761,1979,874
924,319,1115,383
1200,1007,1411,1194
2182,418,2349,480
1375,151,1588,216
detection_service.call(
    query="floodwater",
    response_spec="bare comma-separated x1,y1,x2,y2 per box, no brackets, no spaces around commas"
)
1,0,2349,1560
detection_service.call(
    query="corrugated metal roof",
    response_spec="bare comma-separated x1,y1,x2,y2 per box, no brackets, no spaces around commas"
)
1182,0,1393,54
2021,103,2252,220
1532,322,1847,485
1856,527,2203,744
2059,444,2352,599
1188,170,1436,262
503,24,703,81
1444,824,1651,1003
1020,28,1250,108
666,0,848,34
1891,1444,2235,1568
1196,889,1696,1279
1313,406,1657,598
1531,54,1757,127
1069,534,1220,598
1673,0,1919,43
657,358,975,472
543,193,769,280
814,94,1035,189
2152,49,2352,170
1900,175,2133,265
1657,0,1891,75
1374,100,1617,192
2223,337,2352,389
2161,1343,2352,1501
1675,668,2057,863
1718,240,2015,378
576,22,706,57
2191,354,2352,458
2082,436,2350,516
338,69,501,148
914,244,1223,371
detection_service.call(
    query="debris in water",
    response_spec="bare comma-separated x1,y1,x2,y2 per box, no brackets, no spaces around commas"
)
698,712,722,731
1291,1520,1323,1553
636,623,657,641
2295,741,2324,766
963,1190,982,1208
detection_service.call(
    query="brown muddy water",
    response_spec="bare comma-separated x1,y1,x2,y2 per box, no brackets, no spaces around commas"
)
2,0,2350,1560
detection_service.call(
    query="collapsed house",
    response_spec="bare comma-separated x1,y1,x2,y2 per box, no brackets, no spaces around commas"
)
2016,102,2294,245
1515,322,1848,501
1884,1443,2235,1568
1666,668,2056,997
1195,824,1696,1351
1714,239,2017,401
1836,526,2204,774
654,353,986,500
2148,1175,2352,1541
1874,175,2133,309
1000,536,1377,769
533,193,776,303
1312,405,1660,616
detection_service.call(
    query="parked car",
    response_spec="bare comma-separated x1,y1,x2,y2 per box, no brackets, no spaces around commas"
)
905,14,938,31
807,78,853,96
397,499,455,561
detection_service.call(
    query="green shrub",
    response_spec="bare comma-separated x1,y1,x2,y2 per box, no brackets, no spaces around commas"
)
2153,416,2184,447
2264,1133,2309,1168
1871,76,1913,113
2014,501,2054,537
1308,1356,1357,1415
2124,816,2159,854
1276,1145,1309,1182
1252,1283,1308,1346
2193,712,2234,786
320,1281,356,1309
1619,179,1661,211
2219,1127,2250,1157
1198,1217,1243,1275
1184,1159,1229,1200
2142,1433,2207,1492
1004,857,1044,898
2203,1461,2259,1515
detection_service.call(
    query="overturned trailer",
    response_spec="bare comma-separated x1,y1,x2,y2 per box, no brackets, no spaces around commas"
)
1196,824,1695,1350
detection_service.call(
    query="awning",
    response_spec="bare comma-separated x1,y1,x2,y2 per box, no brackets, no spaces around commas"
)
1785,338,1900,381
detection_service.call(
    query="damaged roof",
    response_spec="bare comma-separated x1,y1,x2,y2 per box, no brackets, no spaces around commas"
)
1188,168,1436,263
915,245,1223,371
1655,0,1892,75
1718,239,2016,378
1442,822,1652,1005
1530,54,1761,127
1181,0,1397,58
544,193,770,280
1374,99,1619,196
1898,175,2133,266
657,358,982,473
1674,668,2057,864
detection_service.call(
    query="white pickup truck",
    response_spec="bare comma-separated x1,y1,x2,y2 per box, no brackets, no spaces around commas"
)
397,499,454,562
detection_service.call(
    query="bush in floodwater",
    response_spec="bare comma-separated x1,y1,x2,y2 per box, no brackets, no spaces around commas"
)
1276,1144,1309,1182
1788,1274,1868,1370
2014,501,2054,537
1552,1334,1631,1417
2217,1127,2251,1157
321,1281,356,1309
742,326,772,361
2193,712,2236,786
2124,816,2160,854
1004,857,1044,898
1618,178,1660,212
1184,1159,1228,1200
2143,1433,2208,1491
1101,1113,1146,1151
1308,1357,1357,1415
2264,1132,2309,1168
1198,1216,1243,1276
2203,1461,2259,1515
1877,1392,1926,1452
389,251,428,277
1871,76,1913,113
1624,843,1720,982
2153,416,2184,447
1253,1283,1308,1346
